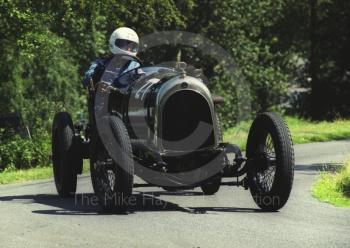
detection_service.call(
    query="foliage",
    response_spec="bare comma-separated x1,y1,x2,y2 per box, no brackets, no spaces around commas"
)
0,129,50,171
336,160,350,197
197,0,293,119
0,0,349,169
276,0,350,120
0,0,188,169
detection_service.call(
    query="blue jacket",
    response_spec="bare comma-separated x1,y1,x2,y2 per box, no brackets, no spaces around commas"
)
82,57,140,88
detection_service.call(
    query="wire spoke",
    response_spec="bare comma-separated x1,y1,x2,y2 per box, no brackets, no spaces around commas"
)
94,152,117,191
254,134,277,193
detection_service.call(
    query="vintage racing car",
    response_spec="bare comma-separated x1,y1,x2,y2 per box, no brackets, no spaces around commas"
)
51,55,294,212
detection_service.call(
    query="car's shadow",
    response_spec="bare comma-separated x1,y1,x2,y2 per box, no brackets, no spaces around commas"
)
1,162,337,215
0,192,265,215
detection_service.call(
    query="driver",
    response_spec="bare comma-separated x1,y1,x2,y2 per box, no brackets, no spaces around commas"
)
82,27,140,89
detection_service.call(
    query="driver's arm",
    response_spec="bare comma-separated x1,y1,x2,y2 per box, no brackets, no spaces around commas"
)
82,59,106,88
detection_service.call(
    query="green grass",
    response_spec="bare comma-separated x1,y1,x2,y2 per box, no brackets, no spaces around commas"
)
312,159,350,207
0,166,54,184
224,116,350,150
0,161,90,185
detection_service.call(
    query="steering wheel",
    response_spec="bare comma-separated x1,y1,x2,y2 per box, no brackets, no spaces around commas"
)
111,54,144,90
118,54,143,66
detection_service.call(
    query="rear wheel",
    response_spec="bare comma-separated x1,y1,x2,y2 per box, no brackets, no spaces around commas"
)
246,112,294,211
201,175,222,195
90,115,134,211
52,112,79,197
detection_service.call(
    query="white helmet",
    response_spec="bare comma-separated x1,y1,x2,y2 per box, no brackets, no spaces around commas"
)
109,27,139,56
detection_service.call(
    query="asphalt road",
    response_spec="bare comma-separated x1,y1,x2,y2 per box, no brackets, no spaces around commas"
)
1,140,350,248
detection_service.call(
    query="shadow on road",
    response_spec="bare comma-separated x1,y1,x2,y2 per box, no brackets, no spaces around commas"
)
0,192,264,215
295,163,341,172
1,162,341,215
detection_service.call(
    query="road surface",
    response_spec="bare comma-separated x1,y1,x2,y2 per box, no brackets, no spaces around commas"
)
1,140,350,248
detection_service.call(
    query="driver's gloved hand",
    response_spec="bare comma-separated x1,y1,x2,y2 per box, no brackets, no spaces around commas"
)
82,60,106,88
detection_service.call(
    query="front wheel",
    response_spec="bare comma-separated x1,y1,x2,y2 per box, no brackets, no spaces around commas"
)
246,112,294,211
90,115,134,211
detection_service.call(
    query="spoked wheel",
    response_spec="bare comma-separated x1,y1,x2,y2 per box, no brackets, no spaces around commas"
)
52,112,80,197
90,115,134,212
246,112,294,211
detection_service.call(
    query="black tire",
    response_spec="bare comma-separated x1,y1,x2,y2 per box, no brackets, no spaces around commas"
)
90,115,134,211
52,112,78,197
201,175,222,195
246,112,294,211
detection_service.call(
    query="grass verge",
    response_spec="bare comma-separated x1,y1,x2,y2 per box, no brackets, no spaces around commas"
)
224,116,350,150
0,161,90,185
312,159,350,207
